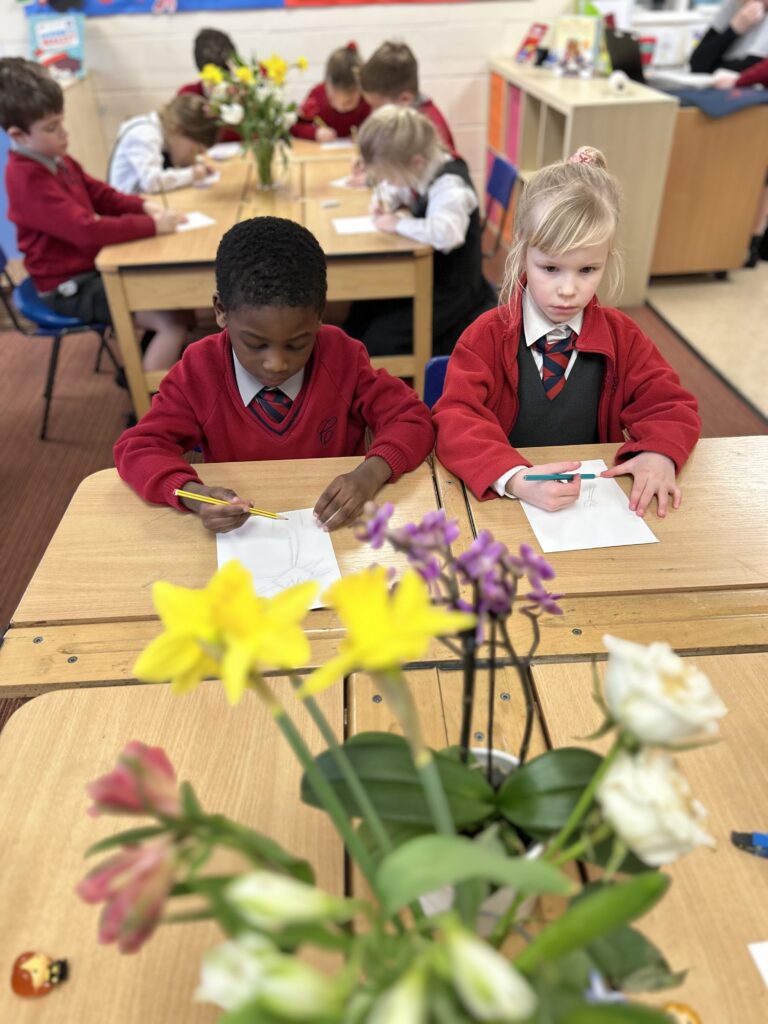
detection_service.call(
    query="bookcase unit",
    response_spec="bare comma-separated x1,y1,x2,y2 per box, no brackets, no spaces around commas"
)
487,59,678,305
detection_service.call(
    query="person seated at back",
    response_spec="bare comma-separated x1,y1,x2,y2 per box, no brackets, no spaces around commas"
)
291,42,371,142
360,41,457,155
0,57,189,373
690,0,768,72
114,216,435,533
344,106,496,358
109,94,218,195
178,28,241,143
433,147,701,520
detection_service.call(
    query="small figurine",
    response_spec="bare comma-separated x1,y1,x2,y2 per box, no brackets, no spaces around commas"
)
662,1003,702,1024
11,951,69,998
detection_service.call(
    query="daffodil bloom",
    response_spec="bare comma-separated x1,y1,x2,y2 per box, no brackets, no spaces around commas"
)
234,65,254,84
296,56,309,71
262,54,288,85
200,62,224,85
299,568,476,697
133,561,317,704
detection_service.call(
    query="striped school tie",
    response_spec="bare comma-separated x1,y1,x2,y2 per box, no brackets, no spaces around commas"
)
250,386,293,424
534,328,575,401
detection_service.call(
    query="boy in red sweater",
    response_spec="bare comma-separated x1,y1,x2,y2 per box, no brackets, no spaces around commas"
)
434,148,701,520
0,58,189,372
291,42,371,142
114,216,435,533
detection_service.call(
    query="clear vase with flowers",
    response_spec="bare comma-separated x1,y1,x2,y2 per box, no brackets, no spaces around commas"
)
77,503,726,1022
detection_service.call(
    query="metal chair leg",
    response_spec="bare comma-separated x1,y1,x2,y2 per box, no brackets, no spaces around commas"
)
94,331,120,373
41,333,62,441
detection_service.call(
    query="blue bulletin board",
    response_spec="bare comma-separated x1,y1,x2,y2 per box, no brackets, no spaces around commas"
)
25,0,464,15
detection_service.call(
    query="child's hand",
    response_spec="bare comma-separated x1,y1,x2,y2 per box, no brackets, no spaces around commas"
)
316,126,338,143
313,457,392,532
153,209,187,234
346,161,368,188
178,484,253,533
601,452,680,518
508,461,584,511
192,161,215,181
373,212,402,234
731,0,764,34
712,69,739,89
142,199,163,216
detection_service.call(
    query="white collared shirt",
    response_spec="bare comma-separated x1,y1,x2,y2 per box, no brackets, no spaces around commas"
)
232,351,304,407
108,111,196,195
492,289,584,498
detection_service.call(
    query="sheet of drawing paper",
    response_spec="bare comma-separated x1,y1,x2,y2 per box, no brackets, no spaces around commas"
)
332,216,377,235
216,507,341,609
320,139,356,150
519,459,658,553
176,211,217,232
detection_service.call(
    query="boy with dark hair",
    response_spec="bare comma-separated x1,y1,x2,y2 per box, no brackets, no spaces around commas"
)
360,41,457,154
114,217,435,533
0,58,188,371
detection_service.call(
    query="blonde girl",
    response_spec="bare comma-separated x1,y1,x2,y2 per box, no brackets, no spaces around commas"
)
343,105,495,356
433,147,701,518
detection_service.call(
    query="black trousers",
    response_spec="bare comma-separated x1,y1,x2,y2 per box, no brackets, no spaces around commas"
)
41,271,112,326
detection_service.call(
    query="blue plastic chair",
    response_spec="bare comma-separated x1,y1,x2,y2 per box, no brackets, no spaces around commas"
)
0,247,117,439
423,355,450,409
482,155,518,258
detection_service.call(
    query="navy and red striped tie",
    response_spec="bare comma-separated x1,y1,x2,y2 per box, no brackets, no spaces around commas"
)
535,328,575,401
250,387,293,423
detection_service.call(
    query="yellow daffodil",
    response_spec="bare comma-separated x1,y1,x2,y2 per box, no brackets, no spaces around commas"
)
262,54,288,86
200,63,225,85
296,56,308,71
133,561,317,705
234,65,254,84
299,568,475,697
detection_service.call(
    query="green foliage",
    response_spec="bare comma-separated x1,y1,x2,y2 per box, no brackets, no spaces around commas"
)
497,748,603,833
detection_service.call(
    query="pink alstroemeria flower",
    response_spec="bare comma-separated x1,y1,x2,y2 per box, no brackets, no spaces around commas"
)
77,838,177,954
86,741,181,818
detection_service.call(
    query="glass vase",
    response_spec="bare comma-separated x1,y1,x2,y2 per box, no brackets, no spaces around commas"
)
251,138,280,191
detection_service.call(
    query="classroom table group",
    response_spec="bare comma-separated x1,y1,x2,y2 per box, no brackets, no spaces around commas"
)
2,432,767,1021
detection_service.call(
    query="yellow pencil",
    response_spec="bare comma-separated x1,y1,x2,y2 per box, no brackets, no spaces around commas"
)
174,489,287,520
313,115,328,128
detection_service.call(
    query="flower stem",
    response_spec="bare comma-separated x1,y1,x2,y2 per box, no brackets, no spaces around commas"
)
459,626,477,764
488,888,529,949
550,822,612,868
498,618,535,765
486,618,497,784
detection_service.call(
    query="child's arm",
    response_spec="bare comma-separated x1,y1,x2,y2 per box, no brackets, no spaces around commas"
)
110,122,199,195
601,453,681,518
313,457,392,532
382,174,475,253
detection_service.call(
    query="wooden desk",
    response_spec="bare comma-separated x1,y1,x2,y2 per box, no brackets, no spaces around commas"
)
533,653,768,1023
0,680,343,1023
464,437,768,656
155,156,253,210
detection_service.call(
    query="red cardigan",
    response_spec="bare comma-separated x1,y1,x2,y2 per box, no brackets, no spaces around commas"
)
114,326,435,509
6,152,155,292
291,83,371,140
433,295,701,500
736,58,768,87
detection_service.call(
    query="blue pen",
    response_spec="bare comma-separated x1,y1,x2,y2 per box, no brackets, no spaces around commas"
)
523,473,598,481
732,831,768,858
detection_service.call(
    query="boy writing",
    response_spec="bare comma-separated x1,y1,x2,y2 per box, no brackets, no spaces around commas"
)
114,217,435,532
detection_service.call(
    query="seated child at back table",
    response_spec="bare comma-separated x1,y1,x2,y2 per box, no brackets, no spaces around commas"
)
291,41,371,142
114,216,435,532
177,28,241,144
433,147,701,519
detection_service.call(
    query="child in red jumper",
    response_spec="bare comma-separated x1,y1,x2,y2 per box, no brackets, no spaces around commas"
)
291,42,371,143
177,28,242,144
114,216,435,533
433,147,701,520
0,58,189,372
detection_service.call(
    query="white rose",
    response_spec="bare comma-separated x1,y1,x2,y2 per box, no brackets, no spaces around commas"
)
211,81,230,102
195,934,274,1011
220,102,245,125
226,870,354,930
597,748,716,866
602,634,727,745
444,926,538,1021
367,968,427,1024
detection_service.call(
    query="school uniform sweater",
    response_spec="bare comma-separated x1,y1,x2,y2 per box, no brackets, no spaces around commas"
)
416,97,458,156
433,294,701,501
114,326,435,509
6,151,155,293
291,84,371,140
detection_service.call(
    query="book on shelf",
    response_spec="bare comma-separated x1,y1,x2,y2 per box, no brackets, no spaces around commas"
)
28,12,85,81
549,15,603,76
515,23,549,63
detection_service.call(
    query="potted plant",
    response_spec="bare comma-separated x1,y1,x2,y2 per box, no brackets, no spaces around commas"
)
77,504,725,1022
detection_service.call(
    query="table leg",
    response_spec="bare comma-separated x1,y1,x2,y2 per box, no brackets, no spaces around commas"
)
412,250,433,398
101,268,151,419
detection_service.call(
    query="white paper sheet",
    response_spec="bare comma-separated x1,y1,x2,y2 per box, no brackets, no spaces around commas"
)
332,215,377,235
519,459,658,553
749,941,768,989
176,211,217,232
194,171,221,188
208,142,242,160
216,507,341,609
329,175,367,190
320,138,356,150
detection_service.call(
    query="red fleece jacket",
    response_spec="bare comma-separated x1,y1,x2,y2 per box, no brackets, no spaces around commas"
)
6,151,155,292
114,326,435,509
433,295,701,500
291,83,371,140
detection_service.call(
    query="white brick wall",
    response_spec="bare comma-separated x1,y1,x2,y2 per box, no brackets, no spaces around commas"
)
2,0,570,189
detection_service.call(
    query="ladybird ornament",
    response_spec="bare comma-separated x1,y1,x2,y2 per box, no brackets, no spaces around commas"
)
11,951,69,997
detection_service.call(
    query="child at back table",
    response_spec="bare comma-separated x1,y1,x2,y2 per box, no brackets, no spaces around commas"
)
433,147,701,519
177,28,241,144
114,216,435,533
291,42,370,142
0,58,190,373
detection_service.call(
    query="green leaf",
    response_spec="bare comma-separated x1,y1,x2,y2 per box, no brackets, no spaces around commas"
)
586,922,686,993
515,874,669,974
180,780,203,818
302,733,496,828
562,1004,673,1023
375,834,572,915
85,825,167,856
208,815,314,883
497,748,602,833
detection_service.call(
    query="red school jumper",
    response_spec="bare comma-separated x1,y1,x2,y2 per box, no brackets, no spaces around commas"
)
432,294,701,501
291,83,371,140
416,98,458,157
5,151,155,293
114,326,435,509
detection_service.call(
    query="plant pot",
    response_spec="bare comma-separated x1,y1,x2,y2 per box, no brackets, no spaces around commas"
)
419,748,543,937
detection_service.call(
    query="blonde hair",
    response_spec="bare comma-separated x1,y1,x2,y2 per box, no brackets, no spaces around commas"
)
500,147,624,307
159,93,218,149
357,104,443,179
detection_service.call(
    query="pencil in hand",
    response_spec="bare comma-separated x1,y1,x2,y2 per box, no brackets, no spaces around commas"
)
174,489,287,520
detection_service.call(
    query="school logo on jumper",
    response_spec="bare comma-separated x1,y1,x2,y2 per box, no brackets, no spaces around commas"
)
318,417,337,447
